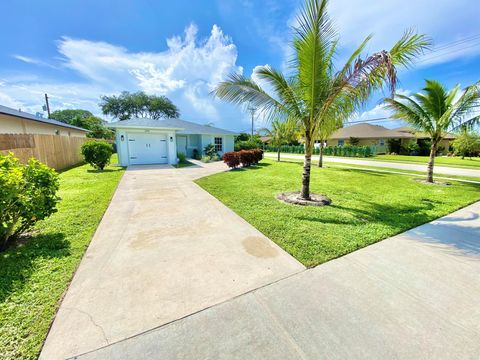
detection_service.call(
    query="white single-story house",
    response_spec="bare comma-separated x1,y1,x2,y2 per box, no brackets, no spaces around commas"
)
108,118,237,166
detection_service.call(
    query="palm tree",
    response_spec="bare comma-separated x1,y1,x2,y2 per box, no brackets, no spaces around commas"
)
262,119,298,161
385,80,480,183
214,0,430,200
315,116,342,167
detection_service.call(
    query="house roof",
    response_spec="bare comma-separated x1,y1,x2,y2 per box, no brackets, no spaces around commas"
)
107,118,238,135
394,126,456,140
0,104,89,132
260,136,272,143
329,123,414,140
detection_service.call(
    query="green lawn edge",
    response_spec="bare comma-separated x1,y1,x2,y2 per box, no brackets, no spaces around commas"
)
0,156,125,359
196,159,480,268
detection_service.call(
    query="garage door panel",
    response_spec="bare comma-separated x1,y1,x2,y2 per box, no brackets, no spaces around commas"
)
127,133,168,165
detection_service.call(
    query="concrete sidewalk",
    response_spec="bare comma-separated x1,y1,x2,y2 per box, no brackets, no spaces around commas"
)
77,201,480,360
265,153,480,178
40,161,304,359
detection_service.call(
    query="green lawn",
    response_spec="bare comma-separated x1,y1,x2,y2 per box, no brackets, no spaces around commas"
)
374,154,480,169
272,156,480,183
196,159,480,267
174,160,195,168
265,152,480,170
0,158,124,359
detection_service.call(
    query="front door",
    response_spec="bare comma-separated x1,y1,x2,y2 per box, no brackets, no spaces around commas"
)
127,133,168,165
176,136,187,156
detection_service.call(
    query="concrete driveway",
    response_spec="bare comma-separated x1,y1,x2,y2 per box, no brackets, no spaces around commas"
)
76,201,480,360
265,153,480,178
40,161,304,359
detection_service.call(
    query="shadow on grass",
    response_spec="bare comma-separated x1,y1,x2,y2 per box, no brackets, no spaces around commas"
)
0,232,70,303
87,168,122,173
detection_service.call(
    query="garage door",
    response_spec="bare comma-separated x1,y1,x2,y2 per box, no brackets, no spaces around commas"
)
127,133,168,165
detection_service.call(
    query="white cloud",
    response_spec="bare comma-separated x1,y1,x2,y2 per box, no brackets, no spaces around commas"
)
1,24,243,127
327,0,480,67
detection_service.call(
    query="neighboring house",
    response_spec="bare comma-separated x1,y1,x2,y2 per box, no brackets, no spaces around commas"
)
108,118,237,166
259,136,272,145
327,123,455,154
0,104,88,137
394,126,455,151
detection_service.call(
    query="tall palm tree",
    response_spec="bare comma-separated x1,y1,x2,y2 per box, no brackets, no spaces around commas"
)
262,119,298,162
385,80,480,183
214,0,430,200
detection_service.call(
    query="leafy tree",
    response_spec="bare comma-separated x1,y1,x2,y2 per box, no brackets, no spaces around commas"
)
70,115,115,140
452,129,480,159
385,80,480,182
261,119,298,161
50,109,93,123
100,91,179,120
214,0,430,200
235,132,251,142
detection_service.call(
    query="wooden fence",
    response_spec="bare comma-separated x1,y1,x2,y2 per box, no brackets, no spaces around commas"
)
0,133,88,170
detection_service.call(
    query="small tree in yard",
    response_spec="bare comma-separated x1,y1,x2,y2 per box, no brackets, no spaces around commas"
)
452,129,480,159
81,141,113,170
385,80,480,183
261,119,298,161
0,153,60,251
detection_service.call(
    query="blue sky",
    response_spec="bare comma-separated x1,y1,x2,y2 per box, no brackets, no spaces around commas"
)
1,0,479,132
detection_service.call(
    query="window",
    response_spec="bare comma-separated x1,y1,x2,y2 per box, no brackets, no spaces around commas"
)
379,138,385,146
338,139,344,146
214,137,223,152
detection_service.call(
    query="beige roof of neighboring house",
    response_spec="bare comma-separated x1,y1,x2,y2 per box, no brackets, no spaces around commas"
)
329,123,414,140
259,136,272,143
394,126,456,140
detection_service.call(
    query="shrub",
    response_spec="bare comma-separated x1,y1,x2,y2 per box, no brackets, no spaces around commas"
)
191,148,198,160
252,149,264,163
222,152,240,168
202,144,217,158
239,150,256,167
81,140,113,170
201,155,211,163
177,152,187,163
234,136,263,151
0,153,60,250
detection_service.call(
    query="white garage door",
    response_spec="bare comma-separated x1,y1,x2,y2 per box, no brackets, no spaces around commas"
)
127,133,168,165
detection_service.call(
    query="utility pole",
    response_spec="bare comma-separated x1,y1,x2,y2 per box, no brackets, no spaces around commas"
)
44,93,51,118
247,105,256,136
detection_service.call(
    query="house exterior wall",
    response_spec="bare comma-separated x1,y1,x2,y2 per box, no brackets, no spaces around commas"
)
115,128,177,166
198,134,234,156
0,114,87,137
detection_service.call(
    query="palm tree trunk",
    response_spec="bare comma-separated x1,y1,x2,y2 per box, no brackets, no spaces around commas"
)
301,140,312,200
277,146,281,162
426,142,436,183
318,141,324,167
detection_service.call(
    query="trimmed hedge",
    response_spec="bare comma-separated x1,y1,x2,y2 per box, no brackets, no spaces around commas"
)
265,144,374,157
223,149,263,168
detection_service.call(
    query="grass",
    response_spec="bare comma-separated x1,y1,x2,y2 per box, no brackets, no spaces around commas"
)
264,152,480,170
196,159,480,267
271,156,480,183
174,160,195,168
0,156,124,359
375,154,480,169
